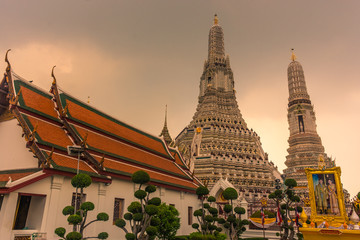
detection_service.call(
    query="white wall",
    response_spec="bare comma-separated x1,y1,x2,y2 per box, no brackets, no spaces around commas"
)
0,119,38,171
0,175,201,240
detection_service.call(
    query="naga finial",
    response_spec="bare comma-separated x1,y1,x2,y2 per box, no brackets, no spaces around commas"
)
291,48,297,61
51,66,57,85
5,49,11,72
214,14,218,25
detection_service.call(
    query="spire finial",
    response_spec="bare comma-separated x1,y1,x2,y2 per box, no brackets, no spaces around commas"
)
164,104,168,126
214,14,218,25
51,66,57,85
291,48,297,61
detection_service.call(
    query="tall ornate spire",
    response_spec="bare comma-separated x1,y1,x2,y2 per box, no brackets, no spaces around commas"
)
284,52,335,194
199,14,234,97
159,105,172,145
287,51,310,106
208,14,225,62
175,16,280,200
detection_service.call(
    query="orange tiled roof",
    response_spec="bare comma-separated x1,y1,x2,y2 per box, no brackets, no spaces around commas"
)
0,170,38,182
21,114,73,149
48,152,98,174
62,96,172,158
170,148,188,169
71,124,189,178
19,85,58,119
93,156,197,190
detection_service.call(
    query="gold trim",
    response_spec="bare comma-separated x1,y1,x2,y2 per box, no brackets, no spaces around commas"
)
305,167,348,225
0,110,14,122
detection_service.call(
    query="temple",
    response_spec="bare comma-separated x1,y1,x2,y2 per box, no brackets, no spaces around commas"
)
283,50,335,196
0,51,201,239
175,15,281,203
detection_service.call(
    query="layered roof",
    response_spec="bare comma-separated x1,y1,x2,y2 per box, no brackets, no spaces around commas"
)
0,53,200,193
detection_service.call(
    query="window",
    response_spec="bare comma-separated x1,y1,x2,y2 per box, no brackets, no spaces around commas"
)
71,192,86,211
169,204,175,207
13,196,31,229
113,198,124,224
0,195,4,211
188,207,193,225
298,115,305,132
13,193,46,230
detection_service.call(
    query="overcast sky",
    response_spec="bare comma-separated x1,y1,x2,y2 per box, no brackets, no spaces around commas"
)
1,0,359,197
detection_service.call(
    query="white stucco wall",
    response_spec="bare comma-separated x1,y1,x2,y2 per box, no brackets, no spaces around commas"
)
0,174,200,240
0,119,38,171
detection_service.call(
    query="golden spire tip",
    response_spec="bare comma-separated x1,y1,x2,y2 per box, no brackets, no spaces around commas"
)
291,48,297,61
214,14,218,25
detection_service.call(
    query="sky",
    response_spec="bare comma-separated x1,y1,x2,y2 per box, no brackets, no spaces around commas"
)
1,0,359,197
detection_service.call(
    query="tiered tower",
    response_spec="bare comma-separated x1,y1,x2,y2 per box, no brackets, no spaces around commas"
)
175,15,280,201
284,51,335,196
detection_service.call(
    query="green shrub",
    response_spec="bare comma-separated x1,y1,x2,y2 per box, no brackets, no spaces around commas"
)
145,184,156,193
65,231,82,240
125,233,136,240
115,219,126,228
97,212,109,221
55,227,66,238
207,196,216,202
71,173,92,188
134,190,147,199
222,187,238,200
145,204,158,215
146,226,157,236
124,212,133,220
81,202,95,211
67,214,82,225
250,210,275,218
224,204,232,213
234,207,245,214
62,206,74,216
196,186,210,196
133,213,143,221
148,197,161,206
284,179,297,188
98,232,109,239
131,170,150,184
127,201,142,213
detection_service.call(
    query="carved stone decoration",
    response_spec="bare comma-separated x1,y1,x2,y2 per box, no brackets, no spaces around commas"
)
175,15,280,203
284,51,335,195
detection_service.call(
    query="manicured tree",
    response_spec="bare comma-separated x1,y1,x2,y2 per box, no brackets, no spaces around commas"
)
191,186,225,237
115,170,160,240
155,203,180,240
217,187,248,240
268,179,303,240
55,173,109,240
192,186,214,235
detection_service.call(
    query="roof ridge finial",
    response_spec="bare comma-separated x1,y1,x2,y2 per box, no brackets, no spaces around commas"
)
51,66,57,85
164,104,168,127
5,49,11,72
291,48,297,61
214,14,218,25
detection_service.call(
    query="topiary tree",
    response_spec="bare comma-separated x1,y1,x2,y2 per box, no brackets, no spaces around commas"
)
155,203,180,240
268,179,303,240
55,173,109,240
219,187,248,240
115,170,160,240
191,186,217,236
191,186,246,239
